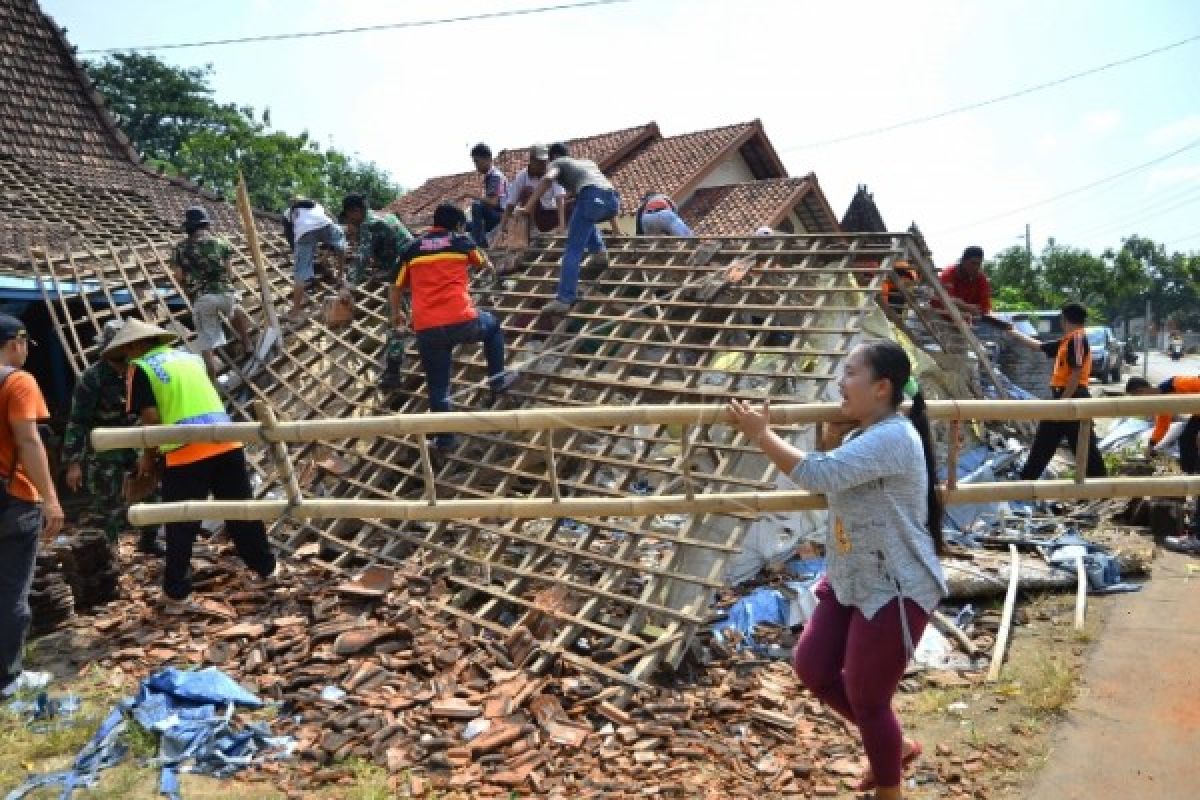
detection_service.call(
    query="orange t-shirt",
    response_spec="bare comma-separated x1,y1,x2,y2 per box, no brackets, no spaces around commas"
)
0,370,51,502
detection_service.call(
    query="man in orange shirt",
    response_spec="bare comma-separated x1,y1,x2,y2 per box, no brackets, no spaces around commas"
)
108,320,276,600
391,204,518,451
1126,375,1200,551
1008,303,1107,481
0,314,63,694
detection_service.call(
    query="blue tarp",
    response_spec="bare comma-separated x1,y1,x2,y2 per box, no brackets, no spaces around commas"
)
6,667,291,800
712,560,825,652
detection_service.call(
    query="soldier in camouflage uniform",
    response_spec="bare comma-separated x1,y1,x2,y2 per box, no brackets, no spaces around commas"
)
63,320,163,554
172,206,255,380
340,194,415,389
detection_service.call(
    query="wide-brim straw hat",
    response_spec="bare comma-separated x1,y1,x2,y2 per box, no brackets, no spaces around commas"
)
102,319,177,357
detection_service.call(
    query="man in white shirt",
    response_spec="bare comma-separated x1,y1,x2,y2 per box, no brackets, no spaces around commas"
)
499,144,566,237
283,198,346,323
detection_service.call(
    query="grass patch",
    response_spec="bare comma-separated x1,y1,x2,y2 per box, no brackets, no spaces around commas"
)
1017,653,1078,716
907,686,971,716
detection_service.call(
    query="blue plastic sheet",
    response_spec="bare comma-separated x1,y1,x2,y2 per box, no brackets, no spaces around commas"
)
6,667,291,800
712,560,825,652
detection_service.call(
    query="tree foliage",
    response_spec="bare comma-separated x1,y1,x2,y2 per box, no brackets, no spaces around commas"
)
84,53,402,213
985,234,1200,331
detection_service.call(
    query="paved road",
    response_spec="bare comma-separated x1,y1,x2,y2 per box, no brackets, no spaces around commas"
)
1090,349,1200,394
1026,550,1200,799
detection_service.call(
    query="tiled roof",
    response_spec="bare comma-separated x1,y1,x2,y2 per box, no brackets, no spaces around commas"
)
609,121,766,214
0,0,274,253
841,184,887,233
388,123,659,227
681,175,840,236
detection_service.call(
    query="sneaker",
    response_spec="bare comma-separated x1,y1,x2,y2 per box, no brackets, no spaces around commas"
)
1163,535,1200,554
541,299,574,315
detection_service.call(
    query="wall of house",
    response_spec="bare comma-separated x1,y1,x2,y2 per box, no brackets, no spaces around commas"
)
677,152,757,207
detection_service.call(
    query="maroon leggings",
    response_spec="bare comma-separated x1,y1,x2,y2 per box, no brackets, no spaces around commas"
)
792,579,929,787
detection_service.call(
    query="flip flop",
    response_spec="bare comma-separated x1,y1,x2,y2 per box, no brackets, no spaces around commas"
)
855,739,923,792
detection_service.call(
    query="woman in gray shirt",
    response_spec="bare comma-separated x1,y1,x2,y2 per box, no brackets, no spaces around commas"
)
728,340,947,800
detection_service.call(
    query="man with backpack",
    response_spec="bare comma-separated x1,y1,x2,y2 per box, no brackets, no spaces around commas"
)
0,314,63,694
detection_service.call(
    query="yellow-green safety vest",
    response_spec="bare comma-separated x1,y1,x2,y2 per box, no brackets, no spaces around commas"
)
131,344,230,453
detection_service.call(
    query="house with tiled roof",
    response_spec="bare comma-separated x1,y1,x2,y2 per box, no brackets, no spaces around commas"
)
0,0,273,254
389,119,840,236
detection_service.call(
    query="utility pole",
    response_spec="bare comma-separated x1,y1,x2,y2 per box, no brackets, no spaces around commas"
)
1143,256,1152,379
1025,223,1032,270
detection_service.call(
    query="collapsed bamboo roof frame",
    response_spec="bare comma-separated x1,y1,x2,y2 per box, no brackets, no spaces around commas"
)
36,225,1160,689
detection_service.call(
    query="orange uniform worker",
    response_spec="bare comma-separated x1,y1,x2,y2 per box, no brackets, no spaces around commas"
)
1126,375,1200,550
1006,303,1106,480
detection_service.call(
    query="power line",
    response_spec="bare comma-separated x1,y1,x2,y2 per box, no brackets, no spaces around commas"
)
933,135,1200,235
778,32,1200,152
80,0,636,53
1067,185,1200,240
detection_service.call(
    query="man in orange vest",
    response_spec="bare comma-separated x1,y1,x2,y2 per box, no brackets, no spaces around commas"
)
1007,303,1107,480
1126,374,1200,551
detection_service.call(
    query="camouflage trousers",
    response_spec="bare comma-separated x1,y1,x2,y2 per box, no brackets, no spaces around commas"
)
84,455,157,541
347,269,407,374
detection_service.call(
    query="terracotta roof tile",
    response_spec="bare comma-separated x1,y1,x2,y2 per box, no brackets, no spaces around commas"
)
681,176,839,236
608,121,762,214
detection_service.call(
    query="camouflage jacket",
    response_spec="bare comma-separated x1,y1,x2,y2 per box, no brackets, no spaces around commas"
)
352,211,413,284
172,234,235,298
63,359,134,464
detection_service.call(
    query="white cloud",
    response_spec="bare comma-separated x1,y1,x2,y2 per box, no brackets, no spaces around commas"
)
1147,115,1200,147
1082,110,1121,134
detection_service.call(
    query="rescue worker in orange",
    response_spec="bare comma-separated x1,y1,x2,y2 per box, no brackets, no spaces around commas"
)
1126,374,1200,552
1007,303,1107,480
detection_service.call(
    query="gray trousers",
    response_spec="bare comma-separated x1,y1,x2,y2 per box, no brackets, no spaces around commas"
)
0,499,42,684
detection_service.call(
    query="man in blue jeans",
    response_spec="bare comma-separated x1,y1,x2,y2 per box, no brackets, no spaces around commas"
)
518,142,620,314
391,204,518,450
468,143,508,249
0,314,64,694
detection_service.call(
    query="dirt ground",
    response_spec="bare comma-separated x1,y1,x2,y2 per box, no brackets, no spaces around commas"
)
3,575,1122,800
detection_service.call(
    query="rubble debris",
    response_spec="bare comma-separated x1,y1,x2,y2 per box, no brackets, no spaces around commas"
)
36,537,1022,798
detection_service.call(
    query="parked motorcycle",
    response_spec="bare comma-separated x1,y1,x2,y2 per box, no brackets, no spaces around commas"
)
1123,340,1139,365
1169,337,1185,361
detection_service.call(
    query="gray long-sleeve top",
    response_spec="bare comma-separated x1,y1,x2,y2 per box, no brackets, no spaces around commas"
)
789,413,947,619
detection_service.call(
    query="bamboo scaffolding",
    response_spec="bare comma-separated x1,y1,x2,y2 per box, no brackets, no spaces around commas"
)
93,394,1200,451
125,476,1200,527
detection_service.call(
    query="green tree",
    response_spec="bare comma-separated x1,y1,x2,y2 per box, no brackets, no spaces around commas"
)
985,245,1049,309
84,53,402,213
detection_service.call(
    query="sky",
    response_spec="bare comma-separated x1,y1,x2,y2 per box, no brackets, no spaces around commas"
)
42,0,1200,262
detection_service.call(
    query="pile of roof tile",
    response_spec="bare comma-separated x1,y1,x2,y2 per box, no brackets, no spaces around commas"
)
29,551,73,636
50,535,1010,799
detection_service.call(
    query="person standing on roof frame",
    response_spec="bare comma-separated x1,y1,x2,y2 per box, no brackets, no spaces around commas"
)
727,340,947,800
635,191,693,237
498,144,567,238
516,142,621,315
171,207,255,380
390,204,519,453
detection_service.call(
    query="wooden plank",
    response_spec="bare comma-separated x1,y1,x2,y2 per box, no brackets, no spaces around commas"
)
987,544,1021,683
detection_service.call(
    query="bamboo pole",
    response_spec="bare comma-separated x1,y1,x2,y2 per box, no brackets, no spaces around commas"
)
91,395,1200,452
235,172,282,336
987,544,1021,683
947,420,961,491
1074,554,1088,631
124,475,1200,527
255,401,302,506
1075,419,1092,485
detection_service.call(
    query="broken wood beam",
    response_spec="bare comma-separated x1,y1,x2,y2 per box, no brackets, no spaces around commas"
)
987,544,1021,683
